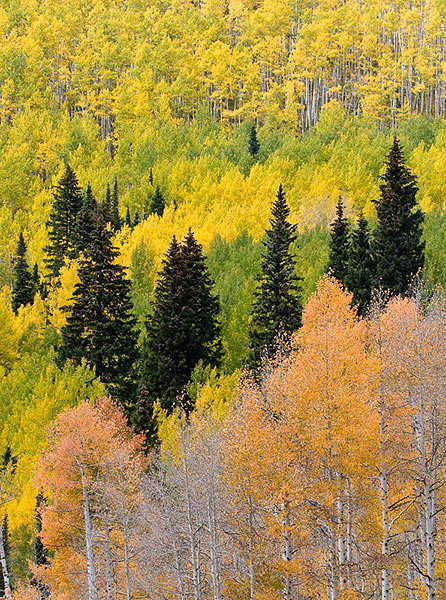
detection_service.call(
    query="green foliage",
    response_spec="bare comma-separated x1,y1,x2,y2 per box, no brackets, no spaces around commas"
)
149,186,165,218
373,138,424,294
58,207,138,408
345,212,375,315
44,165,83,279
12,232,34,314
327,198,350,284
247,185,302,370
140,231,221,424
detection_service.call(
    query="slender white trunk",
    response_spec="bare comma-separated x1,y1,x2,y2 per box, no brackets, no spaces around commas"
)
79,462,98,600
0,522,11,600
123,518,131,600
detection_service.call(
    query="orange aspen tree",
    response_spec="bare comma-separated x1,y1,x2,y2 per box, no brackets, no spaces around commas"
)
35,397,147,600
269,276,378,599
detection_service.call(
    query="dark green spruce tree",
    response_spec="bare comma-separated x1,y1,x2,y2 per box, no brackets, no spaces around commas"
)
74,184,98,254
125,206,131,227
45,164,83,278
247,184,302,370
31,492,49,598
12,232,34,314
59,205,138,408
248,125,260,157
149,185,165,217
103,183,112,223
139,231,221,431
345,211,375,315
373,137,424,294
111,178,122,231
327,197,350,284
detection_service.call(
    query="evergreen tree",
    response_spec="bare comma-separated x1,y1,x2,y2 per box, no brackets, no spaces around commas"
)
149,185,165,217
149,168,153,186
111,178,121,231
59,206,138,406
247,185,302,370
133,211,140,227
12,231,34,314
103,183,111,223
345,211,375,315
140,231,221,423
45,164,83,278
327,197,350,284
373,137,424,294
74,184,98,254
248,125,260,157
31,492,49,598
32,263,40,296
125,206,131,227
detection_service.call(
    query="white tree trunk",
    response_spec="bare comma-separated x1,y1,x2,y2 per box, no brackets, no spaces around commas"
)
79,462,98,600
0,522,11,600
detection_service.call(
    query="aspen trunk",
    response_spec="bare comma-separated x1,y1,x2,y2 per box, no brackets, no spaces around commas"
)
79,462,98,600
0,522,11,600
103,512,114,600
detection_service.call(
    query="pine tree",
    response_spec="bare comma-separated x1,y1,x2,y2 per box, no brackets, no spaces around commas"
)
32,263,40,296
12,231,34,314
59,206,138,407
133,211,140,226
74,184,98,254
345,211,375,315
111,178,121,231
140,231,221,422
149,168,153,186
103,183,111,223
125,206,131,227
373,137,424,294
327,197,350,284
247,185,302,370
45,164,83,278
149,185,165,217
31,492,49,598
248,125,260,157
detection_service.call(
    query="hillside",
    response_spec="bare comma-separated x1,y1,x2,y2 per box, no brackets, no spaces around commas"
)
2,0,446,598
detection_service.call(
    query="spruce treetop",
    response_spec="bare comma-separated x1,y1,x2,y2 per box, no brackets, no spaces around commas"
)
373,137,424,294
327,197,350,284
12,231,34,314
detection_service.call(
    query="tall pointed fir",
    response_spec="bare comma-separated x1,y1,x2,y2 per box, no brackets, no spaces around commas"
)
45,164,83,278
373,137,424,294
327,197,350,284
74,184,98,254
31,492,49,598
12,231,34,314
247,185,302,370
111,178,121,231
102,183,111,223
139,231,221,432
59,205,138,408
149,185,165,217
248,125,260,157
345,211,375,316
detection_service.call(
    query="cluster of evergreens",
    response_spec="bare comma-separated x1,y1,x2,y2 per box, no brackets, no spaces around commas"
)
327,138,425,314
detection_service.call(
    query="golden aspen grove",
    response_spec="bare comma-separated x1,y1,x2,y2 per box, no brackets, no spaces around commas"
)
3,0,446,598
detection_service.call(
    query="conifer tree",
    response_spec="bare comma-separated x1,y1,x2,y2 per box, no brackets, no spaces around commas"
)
373,137,424,294
31,492,49,598
133,211,140,227
111,178,121,231
125,206,131,227
103,183,111,223
32,263,40,296
149,168,153,186
345,211,375,315
247,185,302,369
45,164,83,278
74,184,98,254
149,185,165,217
59,206,138,406
12,231,34,314
248,125,260,157
140,232,221,422
327,197,350,284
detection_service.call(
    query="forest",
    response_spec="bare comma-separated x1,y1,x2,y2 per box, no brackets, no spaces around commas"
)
2,0,446,598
